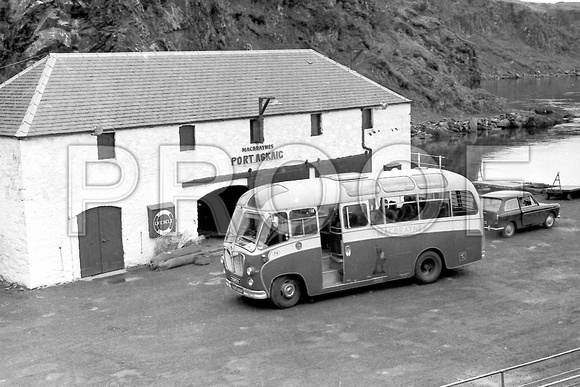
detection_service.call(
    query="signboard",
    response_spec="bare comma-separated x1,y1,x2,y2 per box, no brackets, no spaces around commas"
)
147,202,176,238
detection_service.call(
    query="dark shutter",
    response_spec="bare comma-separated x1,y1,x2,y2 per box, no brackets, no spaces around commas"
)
97,133,115,160
179,125,195,151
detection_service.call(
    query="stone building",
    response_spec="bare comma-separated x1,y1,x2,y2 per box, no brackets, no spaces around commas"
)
0,49,411,288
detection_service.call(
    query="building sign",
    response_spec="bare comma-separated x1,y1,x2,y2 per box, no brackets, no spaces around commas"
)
147,202,176,238
230,144,284,166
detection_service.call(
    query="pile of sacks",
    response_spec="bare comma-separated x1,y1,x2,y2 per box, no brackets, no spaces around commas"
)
149,232,212,271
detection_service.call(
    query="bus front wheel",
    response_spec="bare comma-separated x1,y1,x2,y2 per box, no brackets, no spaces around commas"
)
271,276,302,308
414,251,442,284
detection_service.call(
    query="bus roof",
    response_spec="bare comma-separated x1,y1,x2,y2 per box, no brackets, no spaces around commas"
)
237,168,476,212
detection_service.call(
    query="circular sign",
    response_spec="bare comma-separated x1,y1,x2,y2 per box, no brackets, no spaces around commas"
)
153,210,174,235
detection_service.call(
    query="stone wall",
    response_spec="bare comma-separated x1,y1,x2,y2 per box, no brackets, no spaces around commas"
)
0,138,29,285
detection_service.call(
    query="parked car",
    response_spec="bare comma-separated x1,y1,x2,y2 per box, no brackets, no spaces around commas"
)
482,190,560,238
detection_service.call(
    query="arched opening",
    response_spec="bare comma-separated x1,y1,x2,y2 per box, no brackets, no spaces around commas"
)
197,185,248,237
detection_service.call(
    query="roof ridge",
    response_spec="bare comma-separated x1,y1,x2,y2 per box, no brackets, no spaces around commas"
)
15,56,57,138
0,55,49,89
48,49,316,59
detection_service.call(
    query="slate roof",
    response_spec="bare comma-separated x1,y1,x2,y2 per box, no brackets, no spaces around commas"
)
0,50,410,138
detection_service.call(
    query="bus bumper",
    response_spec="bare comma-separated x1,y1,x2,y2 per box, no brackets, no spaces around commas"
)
226,278,268,300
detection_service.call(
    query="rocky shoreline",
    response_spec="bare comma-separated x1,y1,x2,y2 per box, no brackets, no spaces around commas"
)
411,106,577,142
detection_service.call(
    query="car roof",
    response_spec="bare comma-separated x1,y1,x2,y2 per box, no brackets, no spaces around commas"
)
482,190,530,199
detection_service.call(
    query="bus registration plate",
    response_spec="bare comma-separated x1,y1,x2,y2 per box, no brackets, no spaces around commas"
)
231,283,243,294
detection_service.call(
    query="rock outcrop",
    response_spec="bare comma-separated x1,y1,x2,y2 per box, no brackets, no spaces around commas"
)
1,0,580,116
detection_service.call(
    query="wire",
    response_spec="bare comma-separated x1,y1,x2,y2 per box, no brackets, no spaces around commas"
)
0,54,45,70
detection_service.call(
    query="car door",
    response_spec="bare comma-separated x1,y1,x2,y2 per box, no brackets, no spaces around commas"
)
521,193,544,226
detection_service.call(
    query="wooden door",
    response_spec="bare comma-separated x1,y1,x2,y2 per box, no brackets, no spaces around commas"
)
78,206,124,277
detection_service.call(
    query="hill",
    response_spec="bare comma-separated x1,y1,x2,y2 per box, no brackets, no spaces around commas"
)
2,0,580,119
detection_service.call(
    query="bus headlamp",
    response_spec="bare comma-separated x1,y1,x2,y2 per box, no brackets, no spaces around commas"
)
247,278,254,287
246,266,256,276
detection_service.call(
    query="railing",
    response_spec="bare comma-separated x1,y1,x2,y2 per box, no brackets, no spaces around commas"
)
440,347,580,387
411,152,445,169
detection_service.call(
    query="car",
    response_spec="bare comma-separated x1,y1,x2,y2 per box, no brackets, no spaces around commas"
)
482,190,561,238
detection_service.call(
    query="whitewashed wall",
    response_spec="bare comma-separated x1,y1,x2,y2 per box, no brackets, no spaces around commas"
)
8,102,411,288
364,103,412,177
0,138,29,285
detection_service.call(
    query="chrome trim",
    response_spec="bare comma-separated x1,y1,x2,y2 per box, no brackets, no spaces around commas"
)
225,278,267,299
484,225,504,231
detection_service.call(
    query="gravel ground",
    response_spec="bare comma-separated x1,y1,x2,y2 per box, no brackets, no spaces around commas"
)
1,197,579,387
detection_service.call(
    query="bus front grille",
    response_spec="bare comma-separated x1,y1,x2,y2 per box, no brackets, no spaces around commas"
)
224,249,245,276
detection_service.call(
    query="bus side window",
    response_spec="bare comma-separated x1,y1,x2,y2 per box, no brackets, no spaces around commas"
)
383,199,397,222
343,204,368,229
290,208,318,236
397,195,418,222
370,209,386,225
419,192,451,219
262,212,289,248
451,190,478,216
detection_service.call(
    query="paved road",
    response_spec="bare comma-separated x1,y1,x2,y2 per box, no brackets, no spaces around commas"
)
2,199,580,387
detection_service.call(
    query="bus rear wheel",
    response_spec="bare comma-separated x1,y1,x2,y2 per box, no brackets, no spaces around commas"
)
414,251,442,284
271,276,302,308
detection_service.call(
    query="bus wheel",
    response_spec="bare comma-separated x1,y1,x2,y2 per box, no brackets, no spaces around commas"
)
502,222,516,238
271,276,302,308
414,251,442,284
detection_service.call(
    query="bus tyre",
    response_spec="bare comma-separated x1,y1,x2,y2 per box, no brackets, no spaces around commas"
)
271,276,301,308
414,251,442,284
502,222,516,238
543,213,555,228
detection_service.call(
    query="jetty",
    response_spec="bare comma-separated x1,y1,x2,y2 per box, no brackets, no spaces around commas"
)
473,172,580,200
545,172,580,200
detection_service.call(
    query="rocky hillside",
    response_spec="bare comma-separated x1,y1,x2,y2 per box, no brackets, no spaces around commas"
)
1,0,580,117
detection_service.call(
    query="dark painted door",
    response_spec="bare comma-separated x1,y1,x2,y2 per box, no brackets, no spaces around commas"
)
78,206,124,277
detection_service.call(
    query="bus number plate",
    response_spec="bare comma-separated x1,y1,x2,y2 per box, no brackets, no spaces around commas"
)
231,283,243,294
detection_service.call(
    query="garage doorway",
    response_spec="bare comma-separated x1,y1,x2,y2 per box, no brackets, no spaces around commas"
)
198,186,248,237
77,206,124,277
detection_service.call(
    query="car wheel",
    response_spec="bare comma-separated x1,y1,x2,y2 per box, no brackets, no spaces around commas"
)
502,222,516,238
414,251,443,284
543,213,555,229
271,276,302,308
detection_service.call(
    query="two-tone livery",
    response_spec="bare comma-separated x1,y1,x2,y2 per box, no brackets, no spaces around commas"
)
222,168,484,308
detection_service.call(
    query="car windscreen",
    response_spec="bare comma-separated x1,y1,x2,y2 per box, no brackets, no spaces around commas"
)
482,197,502,212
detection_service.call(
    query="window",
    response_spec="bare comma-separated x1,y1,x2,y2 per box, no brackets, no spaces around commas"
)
418,192,451,219
311,113,322,136
381,195,418,223
179,125,195,151
362,108,373,129
483,198,502,212
97,132,115,160
259,212,289,248
290,208,318,236
250,118,264,144
451,190,478,216
504,198,519,212
343,204,369,229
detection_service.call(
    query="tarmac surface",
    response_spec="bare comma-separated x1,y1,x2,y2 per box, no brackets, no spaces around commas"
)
2,197,580,386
